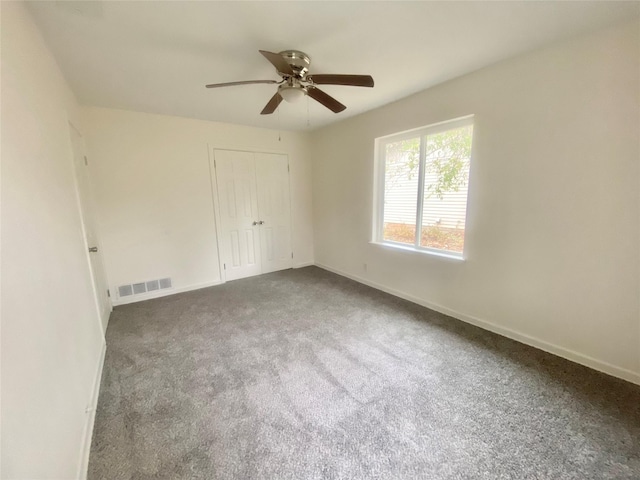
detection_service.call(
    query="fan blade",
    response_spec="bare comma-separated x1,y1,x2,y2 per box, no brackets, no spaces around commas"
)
308,74,374,88
206,79,279,88
259,50,294,76
307,87,346,113
260,92,284,115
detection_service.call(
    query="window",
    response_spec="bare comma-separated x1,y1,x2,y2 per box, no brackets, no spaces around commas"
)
374,116,474,258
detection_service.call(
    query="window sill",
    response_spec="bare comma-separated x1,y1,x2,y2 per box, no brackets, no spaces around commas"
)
369,241,465,261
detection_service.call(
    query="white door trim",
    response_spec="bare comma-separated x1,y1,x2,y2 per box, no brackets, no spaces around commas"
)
207,144,226,284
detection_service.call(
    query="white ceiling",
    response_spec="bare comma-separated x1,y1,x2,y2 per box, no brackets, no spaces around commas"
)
28,1,639,132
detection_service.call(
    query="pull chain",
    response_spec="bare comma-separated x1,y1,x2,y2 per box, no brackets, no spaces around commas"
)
277,105,282,142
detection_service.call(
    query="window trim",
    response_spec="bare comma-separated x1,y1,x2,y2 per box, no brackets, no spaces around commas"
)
373,115,474,259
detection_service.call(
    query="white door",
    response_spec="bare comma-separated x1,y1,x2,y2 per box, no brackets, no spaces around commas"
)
255,153,293,274
69,124,111,334
213,149,293,281
214,150,262,281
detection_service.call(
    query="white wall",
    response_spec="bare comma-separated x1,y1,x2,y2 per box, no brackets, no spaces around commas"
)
1,3,106,478
82,107,314,304
311,21,640,383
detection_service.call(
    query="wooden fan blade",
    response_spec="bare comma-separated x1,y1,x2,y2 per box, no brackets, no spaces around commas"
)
206,79,278,88
308,74,374,88
307,87,346,113
260,92,283,115
259,50,295,76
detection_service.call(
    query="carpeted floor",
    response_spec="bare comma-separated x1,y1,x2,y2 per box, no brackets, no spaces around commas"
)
89,266,640,479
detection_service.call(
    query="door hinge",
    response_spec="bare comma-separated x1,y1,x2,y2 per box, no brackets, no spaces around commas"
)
287,164,290,172
84,155,88,166
291,252,293,259
107,289,110,298
224,263,226,270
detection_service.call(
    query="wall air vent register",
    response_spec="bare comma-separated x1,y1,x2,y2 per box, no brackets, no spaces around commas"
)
117,277,172,298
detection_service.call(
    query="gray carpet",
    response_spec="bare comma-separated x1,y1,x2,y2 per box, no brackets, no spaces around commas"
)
89,266,640,479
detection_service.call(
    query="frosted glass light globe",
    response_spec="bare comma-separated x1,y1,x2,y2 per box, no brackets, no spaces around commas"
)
279,86,306,103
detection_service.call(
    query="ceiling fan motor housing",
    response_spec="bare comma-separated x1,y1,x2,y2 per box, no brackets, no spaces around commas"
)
278,50,311,78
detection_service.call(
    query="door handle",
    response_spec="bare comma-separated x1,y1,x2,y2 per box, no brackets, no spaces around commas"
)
88,246,98,253
252,221,258,226
258,220,264,225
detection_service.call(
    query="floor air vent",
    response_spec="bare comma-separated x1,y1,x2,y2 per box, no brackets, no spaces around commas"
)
117,277,172,298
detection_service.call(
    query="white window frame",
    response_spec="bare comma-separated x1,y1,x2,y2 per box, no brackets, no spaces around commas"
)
372,115,474,260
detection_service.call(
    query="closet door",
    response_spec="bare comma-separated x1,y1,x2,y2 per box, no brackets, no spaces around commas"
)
255,153,293,274
214,150,262,281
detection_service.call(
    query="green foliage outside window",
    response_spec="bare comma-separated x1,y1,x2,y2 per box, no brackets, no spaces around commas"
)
385,126,472,199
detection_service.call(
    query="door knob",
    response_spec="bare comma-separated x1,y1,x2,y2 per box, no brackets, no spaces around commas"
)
252,221,258,226
258,220,264,225
88,246,98,253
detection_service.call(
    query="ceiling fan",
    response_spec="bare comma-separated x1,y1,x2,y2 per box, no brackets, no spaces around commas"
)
205,50,374,115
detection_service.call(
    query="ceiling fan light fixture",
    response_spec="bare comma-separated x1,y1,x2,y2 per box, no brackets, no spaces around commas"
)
206,49,374,115
279,85,306,103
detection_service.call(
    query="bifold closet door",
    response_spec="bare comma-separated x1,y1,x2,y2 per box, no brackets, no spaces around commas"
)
214,150,262,281
255,153,292,274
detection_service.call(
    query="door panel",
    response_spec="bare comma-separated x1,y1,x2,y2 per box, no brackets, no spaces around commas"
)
69,125,111,334
214,150,262,281
255,153,293,274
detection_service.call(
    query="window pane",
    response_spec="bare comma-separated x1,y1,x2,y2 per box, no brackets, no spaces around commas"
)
383,138,420,245
420,125,473,253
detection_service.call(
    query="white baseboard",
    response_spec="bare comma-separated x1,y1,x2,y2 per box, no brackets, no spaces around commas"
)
77,341,106,479
294,261,315,268
100,304,111,336
315,262,640,386
112,279,224,306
